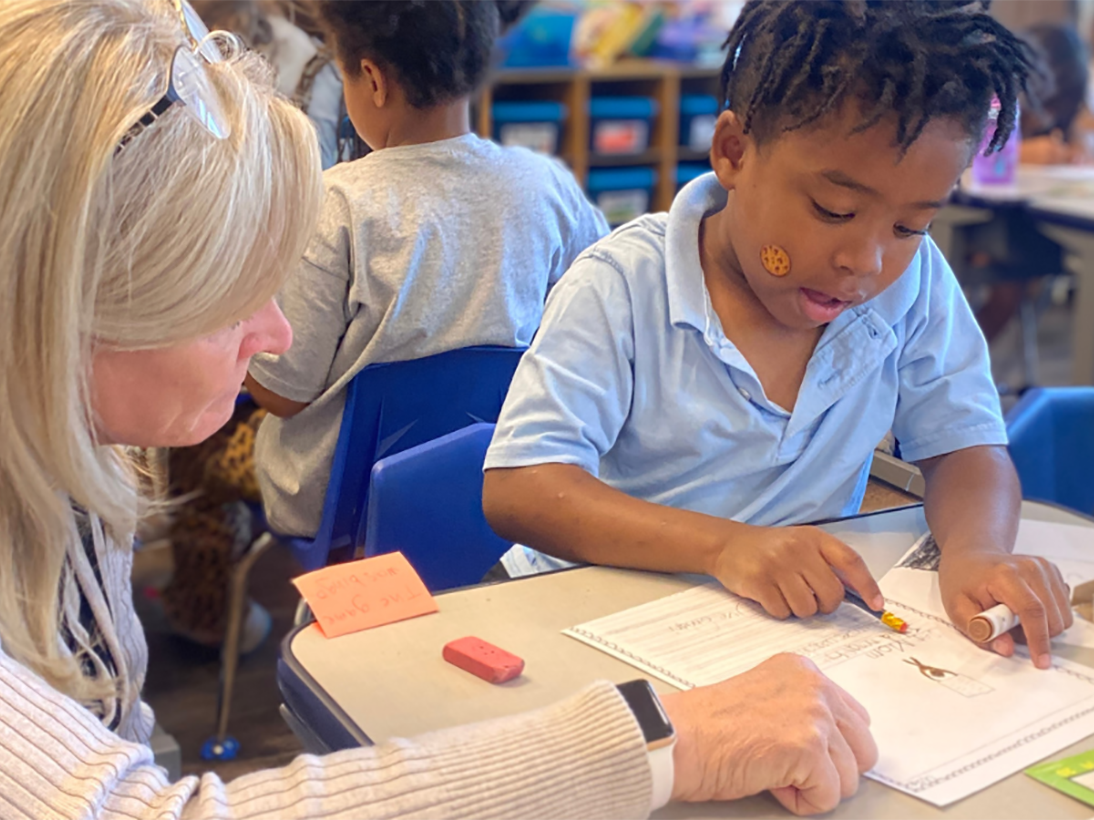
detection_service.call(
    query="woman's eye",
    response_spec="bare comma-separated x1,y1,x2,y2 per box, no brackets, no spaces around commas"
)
813,201,854,222
896,224,930,238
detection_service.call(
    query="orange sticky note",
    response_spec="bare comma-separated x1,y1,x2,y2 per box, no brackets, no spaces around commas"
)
292,552,439,639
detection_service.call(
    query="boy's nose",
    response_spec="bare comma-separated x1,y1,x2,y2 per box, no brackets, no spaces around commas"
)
834,238,884,279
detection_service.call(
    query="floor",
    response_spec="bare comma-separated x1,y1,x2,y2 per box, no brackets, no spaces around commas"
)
136,295,1077,784
136,541,306,781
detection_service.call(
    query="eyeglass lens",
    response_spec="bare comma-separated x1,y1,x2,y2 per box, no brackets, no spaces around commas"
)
170,46,230,138
177,0,225,63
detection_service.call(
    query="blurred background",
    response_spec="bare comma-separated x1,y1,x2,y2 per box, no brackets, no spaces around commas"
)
186,0,1094,398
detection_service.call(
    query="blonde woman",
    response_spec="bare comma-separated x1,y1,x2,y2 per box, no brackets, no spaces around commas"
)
0,1,876,816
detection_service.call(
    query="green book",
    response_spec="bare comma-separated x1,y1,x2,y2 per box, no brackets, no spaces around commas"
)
1027,749,1094,807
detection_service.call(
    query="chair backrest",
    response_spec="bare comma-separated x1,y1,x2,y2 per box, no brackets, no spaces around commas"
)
364,422,512,591
287,346,525,571
1006,387,1094,516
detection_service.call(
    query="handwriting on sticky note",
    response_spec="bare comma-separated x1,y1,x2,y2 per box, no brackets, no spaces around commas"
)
292,552,438,638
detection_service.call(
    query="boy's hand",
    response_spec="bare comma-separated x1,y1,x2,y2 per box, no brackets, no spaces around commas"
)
938,550,1072,669
711,525,883,619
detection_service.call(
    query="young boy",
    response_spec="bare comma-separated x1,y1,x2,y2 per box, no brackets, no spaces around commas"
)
247,0,607,538
483,0,1072,669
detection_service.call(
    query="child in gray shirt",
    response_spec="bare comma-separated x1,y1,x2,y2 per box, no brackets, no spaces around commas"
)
247,0,607,537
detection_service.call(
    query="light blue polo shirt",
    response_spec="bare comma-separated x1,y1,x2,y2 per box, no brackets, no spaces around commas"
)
486,173,1007,576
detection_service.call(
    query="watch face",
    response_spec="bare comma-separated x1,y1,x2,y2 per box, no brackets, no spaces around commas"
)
618,679,675,745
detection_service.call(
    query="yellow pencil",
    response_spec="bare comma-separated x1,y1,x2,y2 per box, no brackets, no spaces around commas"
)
843,588,908,633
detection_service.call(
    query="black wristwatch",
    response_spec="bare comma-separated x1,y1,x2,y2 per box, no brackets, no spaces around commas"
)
617,679,676,810
616,679,675,748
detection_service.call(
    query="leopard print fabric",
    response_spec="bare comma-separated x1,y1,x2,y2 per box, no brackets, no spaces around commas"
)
161,401,266,645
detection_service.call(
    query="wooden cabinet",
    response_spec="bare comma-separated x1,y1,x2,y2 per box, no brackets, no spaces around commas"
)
476,60,720,213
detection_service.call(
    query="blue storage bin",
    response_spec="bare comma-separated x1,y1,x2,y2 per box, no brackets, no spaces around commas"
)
497,8,577,68
492,101,568,155
676,163,710,190
680,94,718,151
587,167,658,226
1005,387,1094,516
589,97,660,155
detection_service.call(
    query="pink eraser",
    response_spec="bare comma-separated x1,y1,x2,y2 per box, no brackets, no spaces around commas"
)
443,636,524,684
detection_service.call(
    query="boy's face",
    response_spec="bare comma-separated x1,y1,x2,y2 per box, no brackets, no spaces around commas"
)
710,105,976,330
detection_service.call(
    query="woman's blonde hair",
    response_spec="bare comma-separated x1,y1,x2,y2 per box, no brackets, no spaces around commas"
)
0,0,322,705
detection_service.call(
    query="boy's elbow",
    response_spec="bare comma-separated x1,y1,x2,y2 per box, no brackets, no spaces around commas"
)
485,472,518,542
245,374,311,419
482,468,524,542
264,397,311,419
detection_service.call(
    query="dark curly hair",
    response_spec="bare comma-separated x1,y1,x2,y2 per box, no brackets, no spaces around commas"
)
721,0,1038,154
318,0,501,109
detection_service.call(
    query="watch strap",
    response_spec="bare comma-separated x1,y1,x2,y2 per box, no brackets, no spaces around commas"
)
616,680,676,811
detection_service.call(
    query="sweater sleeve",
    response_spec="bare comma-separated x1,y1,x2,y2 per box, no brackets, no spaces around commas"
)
0,648,651,820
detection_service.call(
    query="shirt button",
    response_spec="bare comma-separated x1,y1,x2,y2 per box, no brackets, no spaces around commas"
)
739,387,752,401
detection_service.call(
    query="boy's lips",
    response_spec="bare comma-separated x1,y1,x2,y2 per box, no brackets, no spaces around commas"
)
798,287,852,323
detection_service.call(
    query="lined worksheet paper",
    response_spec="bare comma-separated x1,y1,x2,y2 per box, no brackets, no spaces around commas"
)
566,583,886,688
566,573,1094,806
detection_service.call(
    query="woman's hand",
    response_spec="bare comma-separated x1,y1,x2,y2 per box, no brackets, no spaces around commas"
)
663,653,878,815
710,525,883,619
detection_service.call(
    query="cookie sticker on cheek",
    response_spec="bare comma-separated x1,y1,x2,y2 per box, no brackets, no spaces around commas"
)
760,244,791,277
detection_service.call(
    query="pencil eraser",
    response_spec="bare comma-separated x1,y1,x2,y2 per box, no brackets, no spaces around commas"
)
443,636,524,684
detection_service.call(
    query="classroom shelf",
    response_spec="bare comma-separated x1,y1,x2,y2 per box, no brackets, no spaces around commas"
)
676,147,712,162
588,149,663,168
476,60,720,212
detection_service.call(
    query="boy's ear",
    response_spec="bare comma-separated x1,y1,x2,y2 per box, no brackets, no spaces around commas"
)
710,110,752,191
360,58,389,108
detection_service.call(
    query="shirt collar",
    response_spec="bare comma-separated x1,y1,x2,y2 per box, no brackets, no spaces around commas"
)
664,173,727,333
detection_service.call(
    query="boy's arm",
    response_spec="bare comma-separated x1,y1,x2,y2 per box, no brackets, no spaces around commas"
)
483,464,882,618
917,445,1072,668
244,373,310,418
890,241,1070,665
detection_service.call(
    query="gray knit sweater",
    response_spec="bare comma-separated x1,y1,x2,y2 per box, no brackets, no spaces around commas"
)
0,532,652,819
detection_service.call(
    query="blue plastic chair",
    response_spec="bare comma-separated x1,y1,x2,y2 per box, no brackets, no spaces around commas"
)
1005,387,1094,516
284,346,526,572
365,423,513,591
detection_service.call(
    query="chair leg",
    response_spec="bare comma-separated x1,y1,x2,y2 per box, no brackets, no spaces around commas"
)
1019,299,1040,388
293,597,313,627
203,531,276,759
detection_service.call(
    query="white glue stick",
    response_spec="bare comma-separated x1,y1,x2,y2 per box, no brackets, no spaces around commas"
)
968,603,1020,643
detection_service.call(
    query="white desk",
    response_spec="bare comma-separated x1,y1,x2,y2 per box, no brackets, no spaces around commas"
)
941,165,1094,386
283,502,1094,818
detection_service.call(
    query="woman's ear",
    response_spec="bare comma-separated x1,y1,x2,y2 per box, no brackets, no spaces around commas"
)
360,58,388,108
710,110,752,192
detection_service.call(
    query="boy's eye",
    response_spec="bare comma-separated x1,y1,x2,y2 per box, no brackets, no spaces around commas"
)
895,224,930,238
812,200,854,222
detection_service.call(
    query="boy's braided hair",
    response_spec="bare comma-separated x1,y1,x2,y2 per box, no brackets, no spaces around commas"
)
721,0,1038,154
318,1,500,109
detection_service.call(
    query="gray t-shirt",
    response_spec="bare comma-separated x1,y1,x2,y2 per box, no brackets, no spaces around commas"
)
250,133,609,537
